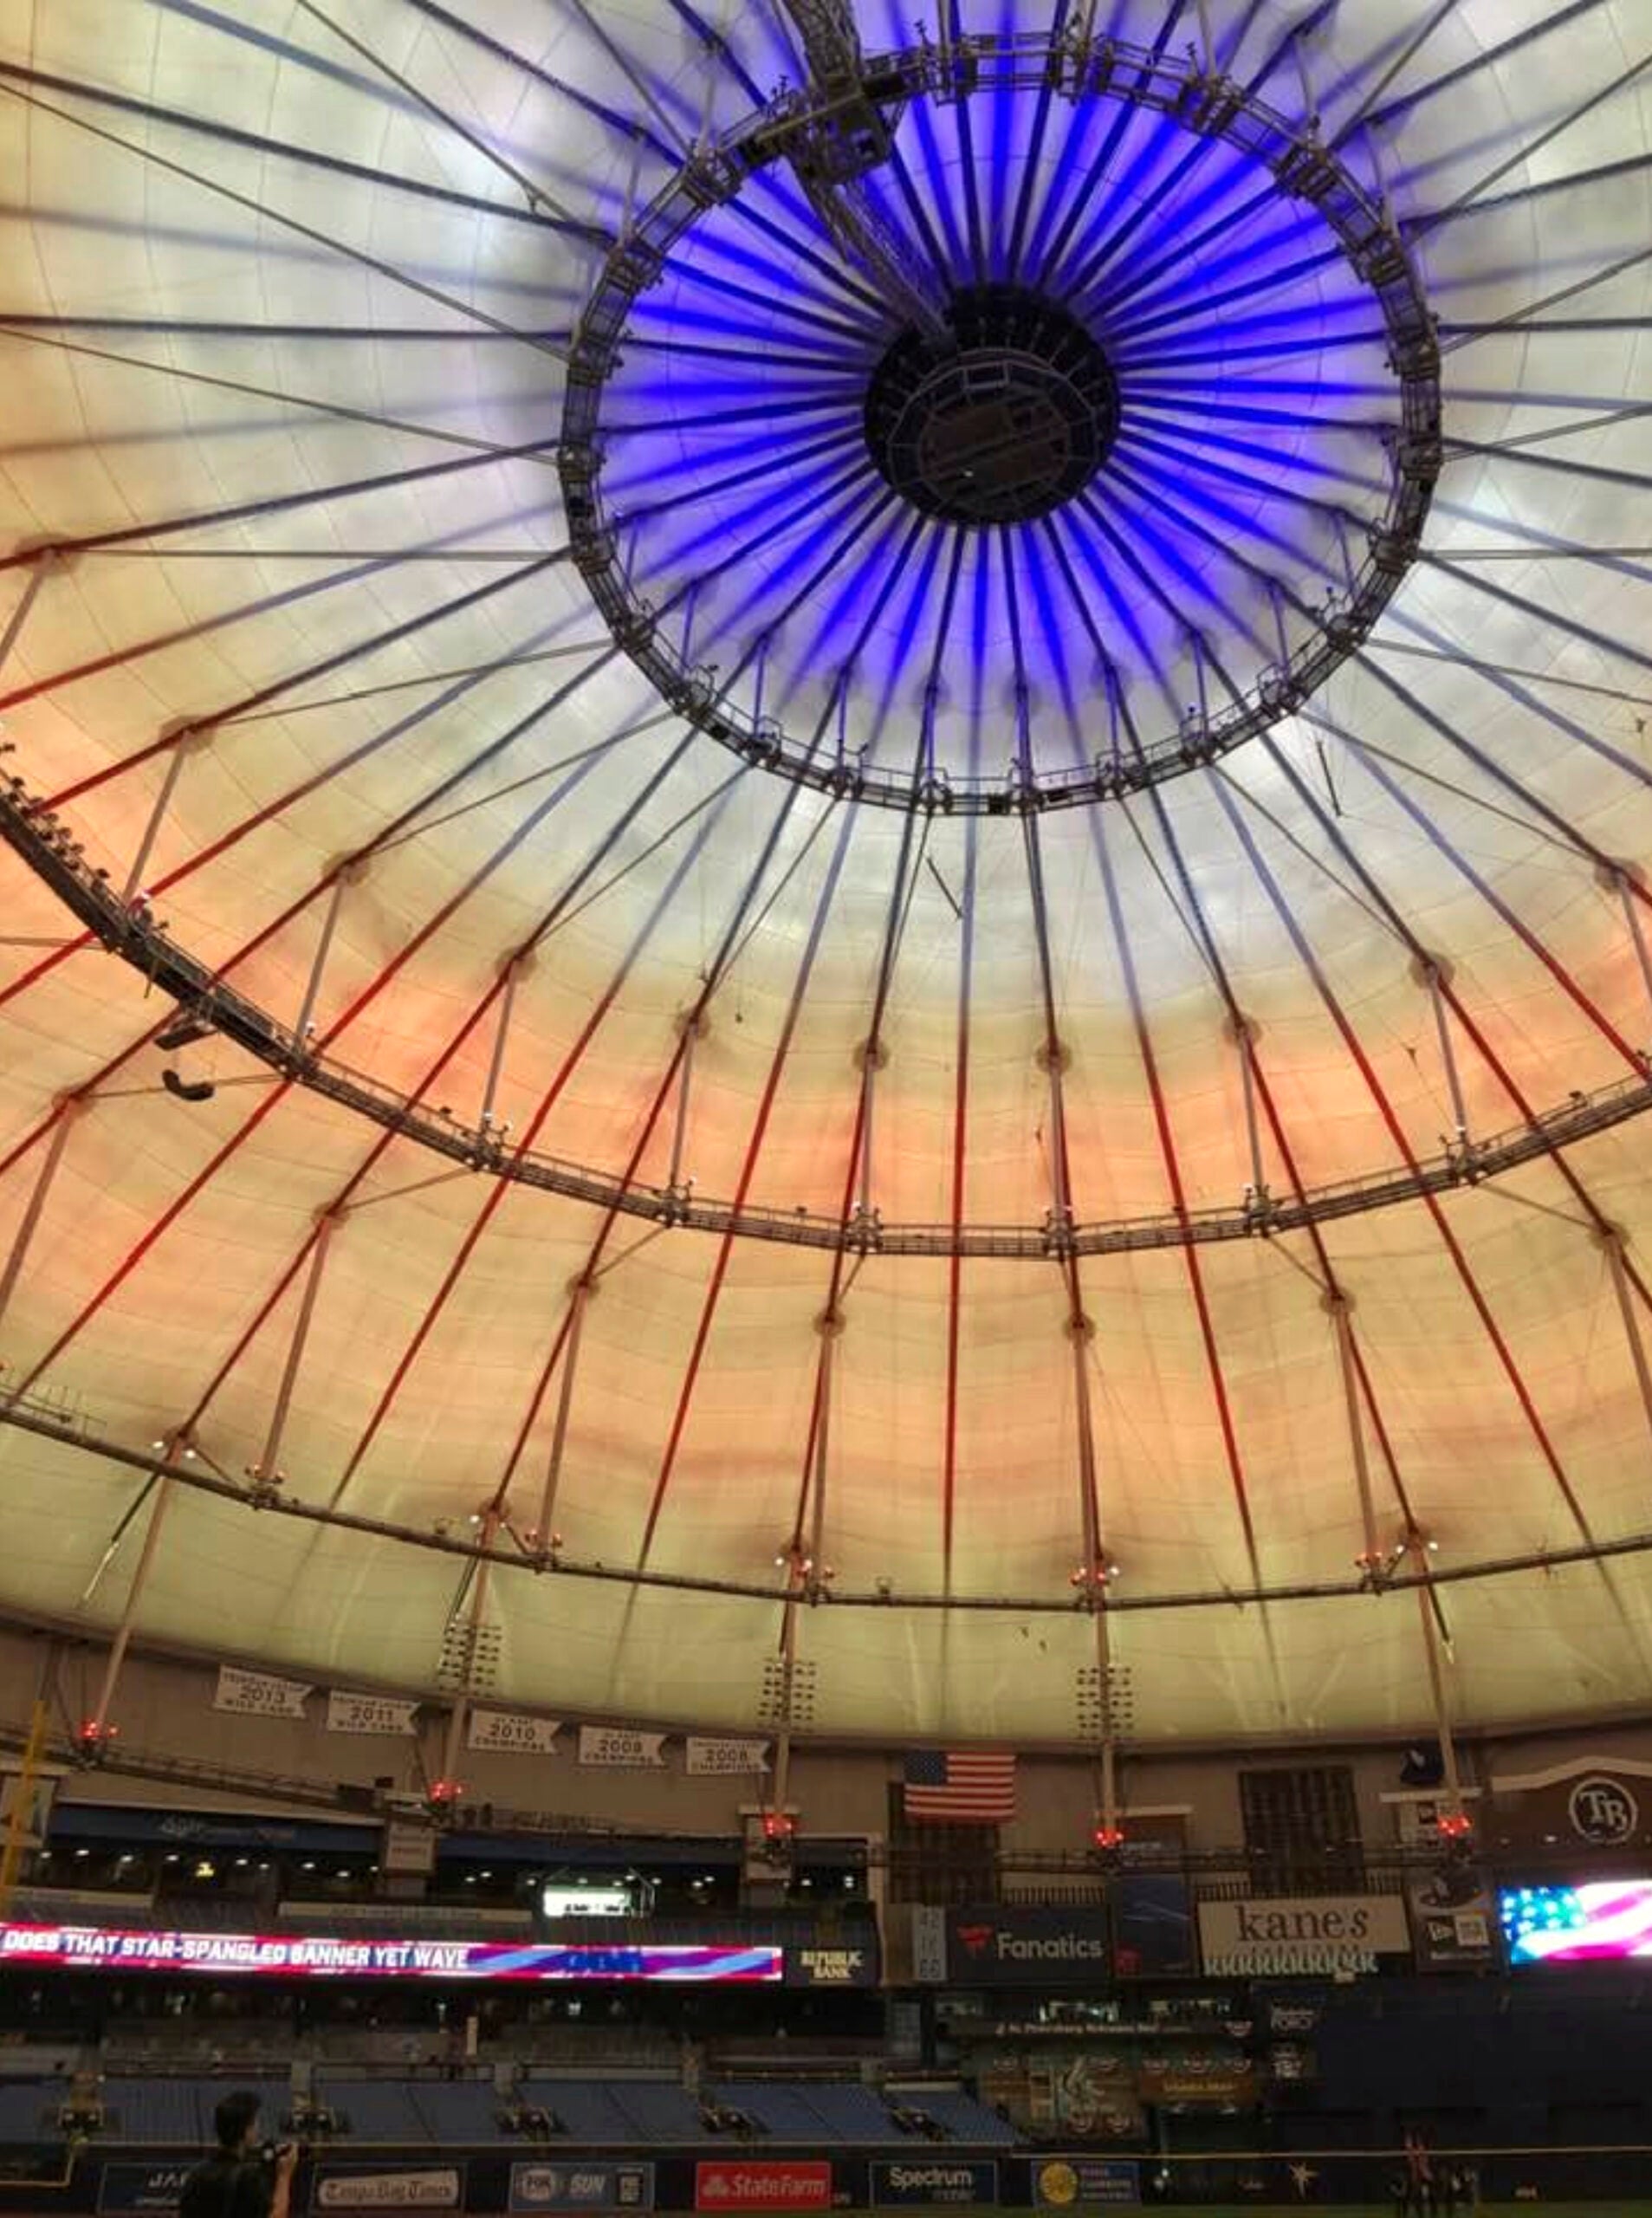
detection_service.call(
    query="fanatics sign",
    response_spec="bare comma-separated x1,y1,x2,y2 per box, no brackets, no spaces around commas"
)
947,1907,1112,1985
1197,1894,1411,1975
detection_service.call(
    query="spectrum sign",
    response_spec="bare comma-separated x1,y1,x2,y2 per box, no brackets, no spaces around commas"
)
0,1923,782,1983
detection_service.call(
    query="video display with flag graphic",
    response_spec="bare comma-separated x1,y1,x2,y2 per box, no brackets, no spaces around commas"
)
0,1923,781,1983
1500,1882,1652,1963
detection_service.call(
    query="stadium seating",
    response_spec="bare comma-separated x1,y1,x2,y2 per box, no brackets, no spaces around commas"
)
103,2077,206,2143
899,2089,1018,2144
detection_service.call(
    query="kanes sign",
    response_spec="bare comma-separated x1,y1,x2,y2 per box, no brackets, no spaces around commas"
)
1197,1895,1410,1976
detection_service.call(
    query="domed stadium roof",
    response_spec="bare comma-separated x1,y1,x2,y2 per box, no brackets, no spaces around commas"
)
1,0,1651,1749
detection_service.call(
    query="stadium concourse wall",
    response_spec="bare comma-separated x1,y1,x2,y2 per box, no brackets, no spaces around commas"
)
6,2144,1652,2214
10,1622,1652,1868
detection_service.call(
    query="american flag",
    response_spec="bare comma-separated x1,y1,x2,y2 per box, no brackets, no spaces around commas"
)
1501,1882,1652,1963
903,1749,1016,1824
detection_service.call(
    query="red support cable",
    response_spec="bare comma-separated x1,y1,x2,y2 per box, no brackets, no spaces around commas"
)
635,804,862,1567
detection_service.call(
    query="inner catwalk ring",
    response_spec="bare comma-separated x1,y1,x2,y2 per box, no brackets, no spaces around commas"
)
559,29,1441,815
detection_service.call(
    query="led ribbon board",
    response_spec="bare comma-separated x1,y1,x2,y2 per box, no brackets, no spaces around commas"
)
0,1923,782,1982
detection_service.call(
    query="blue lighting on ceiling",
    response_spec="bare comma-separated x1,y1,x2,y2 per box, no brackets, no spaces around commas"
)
599,7,1401,788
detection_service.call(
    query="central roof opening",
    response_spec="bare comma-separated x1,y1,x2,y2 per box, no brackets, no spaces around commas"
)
863,285,1121,526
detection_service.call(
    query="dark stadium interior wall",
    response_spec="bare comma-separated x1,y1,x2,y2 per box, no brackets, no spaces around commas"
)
10,1620,1652,1865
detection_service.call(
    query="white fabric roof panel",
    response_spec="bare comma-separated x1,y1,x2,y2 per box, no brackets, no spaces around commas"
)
0,0,1650,1744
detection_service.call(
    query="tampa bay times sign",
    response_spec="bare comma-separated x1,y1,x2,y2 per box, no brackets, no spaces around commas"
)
1197,1894,1411,1976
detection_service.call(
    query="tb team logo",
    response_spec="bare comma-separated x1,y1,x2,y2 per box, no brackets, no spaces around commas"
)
1568,1775,1639,1845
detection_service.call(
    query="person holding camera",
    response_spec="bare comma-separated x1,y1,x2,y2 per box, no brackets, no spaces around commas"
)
180,2092,298,2218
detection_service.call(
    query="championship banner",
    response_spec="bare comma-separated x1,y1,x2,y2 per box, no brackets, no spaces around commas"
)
579,1726,666,1768
468,1710,560,1755
1197,1894,1410,1976
0,1923,783,1984
327,1690,418,1736
215,1665,312,1718
312,2169,464,2212
686,1737,770,1776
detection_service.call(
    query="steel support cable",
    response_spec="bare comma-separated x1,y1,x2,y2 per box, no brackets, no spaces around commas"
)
1231,743,1652,1623
1111,453,1651,1074
1248,719,1652,1301
0,671,645,1411
0,639,632,1208
1370,607,1652,833
0,438,569,574
5,836,1651,1264
624,523,947,1571
0,84,572,366
29,548,571,808
1351,651,1652,898
1331,729,1649,1077
0,321,565,464
0,618,602,1019
1199,761,1626,1606
1404,48,1652,239
323,730,726,1512
1033,0,1191,290
1440,243,1652,356
632,803,865,1573
0,57,597,237
1117,719,1440,1593
1357,0,1612,138
19,1396,1652,1620
108,723,711,1511
288,0,581,224
1324,0,1465,152
474,504,931,1527
1060,0,1330,308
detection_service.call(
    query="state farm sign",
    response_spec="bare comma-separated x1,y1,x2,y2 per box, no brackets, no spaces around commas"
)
694,2166,832,2214
1197,1895,1410,1976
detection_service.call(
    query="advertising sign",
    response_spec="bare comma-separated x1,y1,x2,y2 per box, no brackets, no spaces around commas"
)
948,1908,1111,1985
1113,1875,1193,1976
694,2163,832,2212
786,1943,879,1988
1406,1864,1499,1970
311,2170,464,2211
326,1692,418,1737
509,2167,654,2212
1031,2160,1141,2208
97,2165,194,2215
214,1665,311,1718
0,1923,782,1984
1500,1880,1652,1962
686,1739,771,1776
1489,1758,1652,1856
1196,1895,1410,1976
871,2163,997,2207
469,1711,560,1756
579,1727,666,1768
